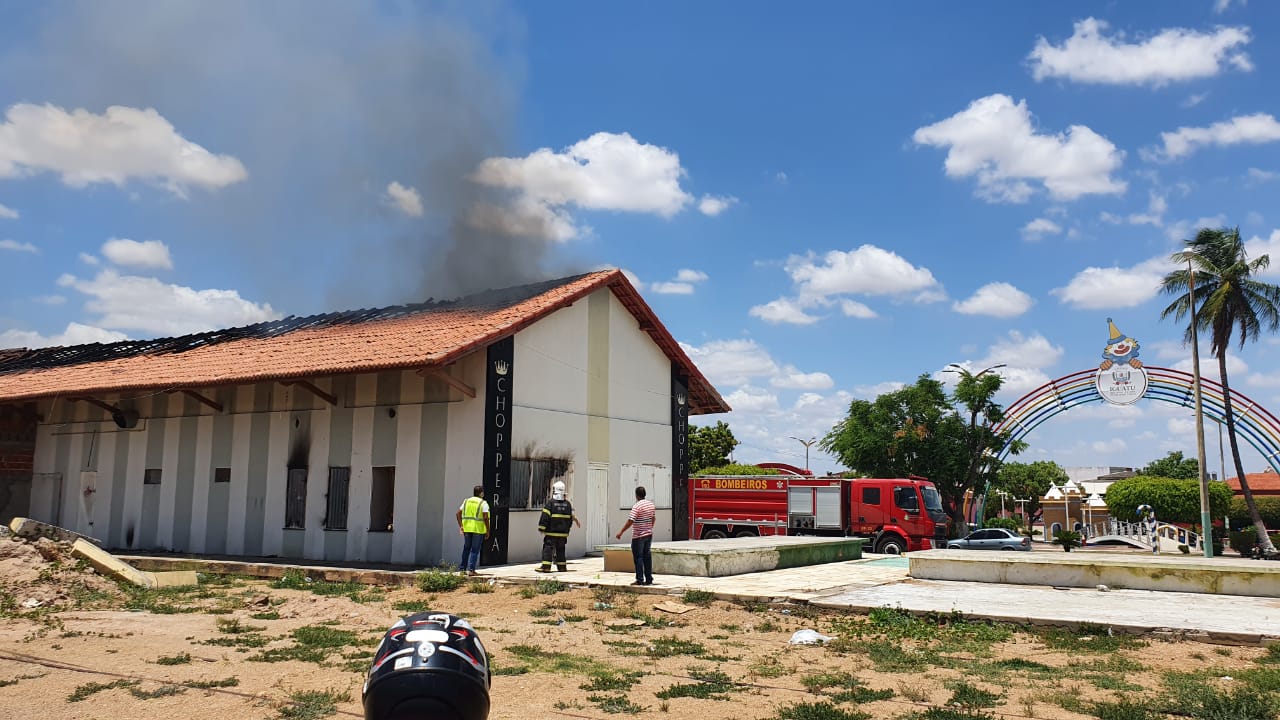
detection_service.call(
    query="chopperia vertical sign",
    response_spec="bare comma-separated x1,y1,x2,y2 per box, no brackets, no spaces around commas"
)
482,337,513,565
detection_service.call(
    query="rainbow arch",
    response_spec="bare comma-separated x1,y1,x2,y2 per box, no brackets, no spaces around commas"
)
970,366,1280,523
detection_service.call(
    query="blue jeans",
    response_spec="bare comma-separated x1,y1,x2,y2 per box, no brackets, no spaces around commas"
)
460,532,484,571
631,536,653,583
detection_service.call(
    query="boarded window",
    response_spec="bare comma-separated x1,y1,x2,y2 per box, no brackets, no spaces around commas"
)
284,468,307,529
370,467,394,532
214,467,231,483
620,464,672,509
861,486,880,505
325,467,350,530
143,469,162,485
510,458,573,509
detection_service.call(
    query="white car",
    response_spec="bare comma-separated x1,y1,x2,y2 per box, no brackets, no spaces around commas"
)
947,528,1031,551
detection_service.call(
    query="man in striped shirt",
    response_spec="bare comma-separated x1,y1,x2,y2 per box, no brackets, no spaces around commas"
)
616,486,656,586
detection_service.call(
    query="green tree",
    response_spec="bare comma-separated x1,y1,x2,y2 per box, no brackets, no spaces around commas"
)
988,460,1068,523
1160,226,1280,556
1103,475,1233,525
820,373,1016,530
688,421,739,474
1139,451,1200,480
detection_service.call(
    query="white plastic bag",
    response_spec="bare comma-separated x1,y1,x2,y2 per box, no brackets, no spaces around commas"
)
788,629,833,645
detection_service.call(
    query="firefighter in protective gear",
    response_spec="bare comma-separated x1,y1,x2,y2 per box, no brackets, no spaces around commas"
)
535,480,580,572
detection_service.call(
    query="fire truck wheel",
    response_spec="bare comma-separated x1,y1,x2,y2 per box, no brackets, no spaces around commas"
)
733,529,757,539
875,535,906,555
702,528,728,540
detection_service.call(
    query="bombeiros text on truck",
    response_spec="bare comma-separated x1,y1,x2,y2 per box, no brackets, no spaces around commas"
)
688,463,948,554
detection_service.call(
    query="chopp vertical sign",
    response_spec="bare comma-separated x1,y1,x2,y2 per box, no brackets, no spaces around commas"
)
481,337,513,565
670,368,690,540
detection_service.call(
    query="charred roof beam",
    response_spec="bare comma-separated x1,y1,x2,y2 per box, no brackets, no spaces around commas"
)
417,366,476,399
169,389,224,413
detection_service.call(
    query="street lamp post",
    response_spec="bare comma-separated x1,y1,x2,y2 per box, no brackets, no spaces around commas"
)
789,436,817,473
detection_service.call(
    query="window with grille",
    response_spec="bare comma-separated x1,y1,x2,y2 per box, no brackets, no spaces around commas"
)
369,467,395,532
143,469,162,485
510,458,573,509
285,467,307,529
325,467,350,530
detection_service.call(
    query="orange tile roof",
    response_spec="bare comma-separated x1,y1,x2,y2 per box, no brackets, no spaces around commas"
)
0,270,730,415
1226,470,1280,495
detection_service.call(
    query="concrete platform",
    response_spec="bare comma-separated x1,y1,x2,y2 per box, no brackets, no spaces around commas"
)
910,548,1280,597
599,535,864,577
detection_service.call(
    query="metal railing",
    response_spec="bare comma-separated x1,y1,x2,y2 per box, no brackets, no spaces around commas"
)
1082,518,1202,552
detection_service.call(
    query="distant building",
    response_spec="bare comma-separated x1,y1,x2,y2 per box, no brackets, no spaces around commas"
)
1039,482,1110,539
1225,469,1280,497
1063,466,1134,497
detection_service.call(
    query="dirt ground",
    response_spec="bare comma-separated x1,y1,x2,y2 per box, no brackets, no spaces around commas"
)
1,532,1276,720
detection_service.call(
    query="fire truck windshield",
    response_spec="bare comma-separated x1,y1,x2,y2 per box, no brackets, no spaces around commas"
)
921,486,943,512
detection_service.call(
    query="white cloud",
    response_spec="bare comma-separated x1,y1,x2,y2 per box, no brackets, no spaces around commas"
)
979,330,1064,370
1214,0,1245,13
384,181,424,217
698,194,738,216
913,94,1126,202
1182,93,1208,108
618,268,644,291
1171,352,1247,376
0,238,37,253
1165,214,1227,243
650,268,709,295
775,171,788,185
1149,113,1280,161
1129,192,1168,226
1092,438,1127,453
952,282,1034,318
470,132,704,240
681,338,781,387
749,297,821,325
839,299,877,319
787,245,941,300
57,269,278,336
771,366,835,391
0,322,127,349
1247,168,1277,182
78,252,99,265
723,385,780,414
1022,217,1062,240
0,203,16,219
100,238,173,270
0,103,247,196
1247,370,1280,388
1052,255,1171,309
1028,18,1252,86
852,381,905,399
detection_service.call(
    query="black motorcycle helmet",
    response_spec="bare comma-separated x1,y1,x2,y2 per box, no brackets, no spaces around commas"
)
363,612,491,720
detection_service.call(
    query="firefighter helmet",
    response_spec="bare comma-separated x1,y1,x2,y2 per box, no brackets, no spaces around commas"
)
363,612,490,720
551,480,566,501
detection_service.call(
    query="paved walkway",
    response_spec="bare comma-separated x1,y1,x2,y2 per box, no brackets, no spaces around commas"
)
122,550,1280,644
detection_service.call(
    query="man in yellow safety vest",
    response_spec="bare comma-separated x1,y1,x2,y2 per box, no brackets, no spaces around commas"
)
456,485,490,576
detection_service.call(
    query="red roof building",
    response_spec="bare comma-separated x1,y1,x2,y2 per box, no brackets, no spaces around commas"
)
1226,469,1280,497
0,270,728,566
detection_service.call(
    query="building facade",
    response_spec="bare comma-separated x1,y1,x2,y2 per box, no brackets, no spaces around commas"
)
0,271,728,567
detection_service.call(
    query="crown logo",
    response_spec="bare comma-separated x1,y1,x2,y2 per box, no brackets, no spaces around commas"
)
494,360,509,376
676,392,686,406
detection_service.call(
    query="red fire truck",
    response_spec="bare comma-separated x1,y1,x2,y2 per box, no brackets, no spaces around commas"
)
688,465,948,554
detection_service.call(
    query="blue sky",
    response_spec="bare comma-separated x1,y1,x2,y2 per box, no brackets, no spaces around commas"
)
3,0,1280,476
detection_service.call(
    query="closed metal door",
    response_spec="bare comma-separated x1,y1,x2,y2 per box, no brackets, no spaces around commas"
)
587,463,609,550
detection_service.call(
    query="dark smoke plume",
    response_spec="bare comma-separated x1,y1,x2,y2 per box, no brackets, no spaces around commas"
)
1,0,560,311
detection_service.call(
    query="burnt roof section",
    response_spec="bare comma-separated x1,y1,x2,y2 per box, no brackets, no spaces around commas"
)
0,273,585,374
0,270,730,415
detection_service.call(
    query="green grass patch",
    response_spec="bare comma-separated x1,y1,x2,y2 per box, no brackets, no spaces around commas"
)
506,644,616,676
682,589,716,606
278,689,351,719
391,600,432,614
587,693,645,714
184,677,240,689
467,581,494,594
67,678,139,702
648,637,708,658
202,633,270,648
842,640,931,673
1091,698,1162,720
533,578,566,595
1260,644,1280,664
250,611,281,620
774,701,871,719
581,670,645,692
913,709,995,720
155,652,192,665
130,684,187,699
1039,624,1146,654
217,617,266,634
1194,685,1279,720
942,681,1002,710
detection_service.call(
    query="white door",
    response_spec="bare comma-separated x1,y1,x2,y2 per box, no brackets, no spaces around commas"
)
587,463,609,552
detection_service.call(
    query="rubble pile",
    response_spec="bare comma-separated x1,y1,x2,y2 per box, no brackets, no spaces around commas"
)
0,531,121,611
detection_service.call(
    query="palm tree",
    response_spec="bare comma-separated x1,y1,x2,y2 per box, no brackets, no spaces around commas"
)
1160,227,1280,556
